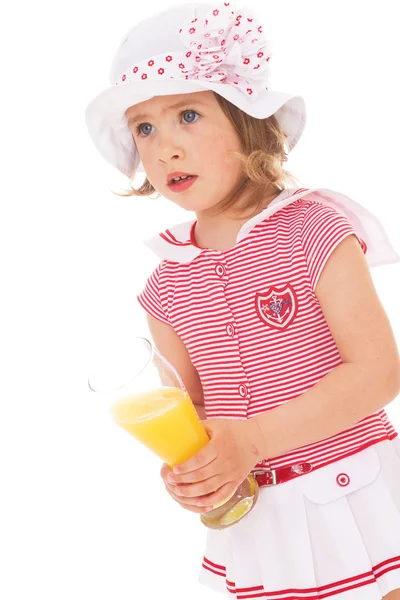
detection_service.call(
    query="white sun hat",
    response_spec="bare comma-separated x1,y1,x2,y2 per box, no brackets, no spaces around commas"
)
84,1,307,178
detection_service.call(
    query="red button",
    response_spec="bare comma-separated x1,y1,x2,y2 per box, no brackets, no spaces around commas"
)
226,323,235,337
215,263,225,277
336,473,350,487
238,384,248,398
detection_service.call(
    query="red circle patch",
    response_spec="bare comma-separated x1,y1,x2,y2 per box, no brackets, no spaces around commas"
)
336,473,350,487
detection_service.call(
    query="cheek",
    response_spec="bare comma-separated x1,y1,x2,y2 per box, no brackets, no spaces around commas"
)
135,142,151,170
204,138,242,180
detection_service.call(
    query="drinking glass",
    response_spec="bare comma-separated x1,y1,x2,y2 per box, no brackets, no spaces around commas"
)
88,336,259,529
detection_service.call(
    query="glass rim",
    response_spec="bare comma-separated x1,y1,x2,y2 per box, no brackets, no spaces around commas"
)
87,336,155,393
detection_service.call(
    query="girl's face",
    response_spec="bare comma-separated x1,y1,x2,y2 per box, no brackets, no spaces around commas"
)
125,91,245,214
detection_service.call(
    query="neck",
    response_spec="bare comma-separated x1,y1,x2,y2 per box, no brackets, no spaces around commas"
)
193,191,282,252
193,212,248,252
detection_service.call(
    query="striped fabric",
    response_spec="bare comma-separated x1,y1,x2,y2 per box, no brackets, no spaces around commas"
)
201,552,400,598
137,193,398,471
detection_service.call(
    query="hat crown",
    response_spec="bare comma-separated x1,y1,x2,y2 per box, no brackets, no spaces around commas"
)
85,2,306,178
109,3,212,84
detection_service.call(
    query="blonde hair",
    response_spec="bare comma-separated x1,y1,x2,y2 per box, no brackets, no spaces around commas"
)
113,92,303,219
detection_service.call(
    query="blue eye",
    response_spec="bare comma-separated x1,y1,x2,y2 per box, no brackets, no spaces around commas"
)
182,110,199,124
136,110,200,137
137,123,153,137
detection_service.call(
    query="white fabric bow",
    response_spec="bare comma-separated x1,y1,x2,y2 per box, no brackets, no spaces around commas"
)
118,2,273,99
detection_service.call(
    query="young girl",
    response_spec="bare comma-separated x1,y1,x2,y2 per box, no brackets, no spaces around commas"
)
85,2,400,598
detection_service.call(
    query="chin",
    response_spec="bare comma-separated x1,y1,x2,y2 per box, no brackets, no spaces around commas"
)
161,190,217,213
178,199,222,213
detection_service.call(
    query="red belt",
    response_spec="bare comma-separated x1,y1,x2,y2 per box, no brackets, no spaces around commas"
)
253,462,313,486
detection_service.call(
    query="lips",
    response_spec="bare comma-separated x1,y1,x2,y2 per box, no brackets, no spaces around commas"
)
167,175,198,193
167,172,196,185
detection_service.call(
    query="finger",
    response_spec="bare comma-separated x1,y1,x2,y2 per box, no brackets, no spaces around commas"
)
164,482,199,505
174,495,214,514
164,483,212,512
171,474,223,499
176,501,213,514
175,480,236,508
160,463,172,480
194,482,237,509
171,448,218,480
168,457,219,485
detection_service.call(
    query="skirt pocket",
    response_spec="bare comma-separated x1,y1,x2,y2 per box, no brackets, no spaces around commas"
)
298,445,381,504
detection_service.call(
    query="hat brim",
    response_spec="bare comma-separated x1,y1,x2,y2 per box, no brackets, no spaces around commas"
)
85,78,306,178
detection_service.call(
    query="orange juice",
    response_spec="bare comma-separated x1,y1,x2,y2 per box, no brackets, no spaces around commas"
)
110,386,210,467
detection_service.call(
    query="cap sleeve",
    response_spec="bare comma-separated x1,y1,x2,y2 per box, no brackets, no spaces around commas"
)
137,264,170,325
300,200,368,291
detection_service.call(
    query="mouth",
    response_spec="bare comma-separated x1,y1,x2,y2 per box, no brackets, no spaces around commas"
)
167,175,198,192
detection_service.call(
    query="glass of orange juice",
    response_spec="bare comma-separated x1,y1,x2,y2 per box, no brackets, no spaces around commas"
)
88,337,259,529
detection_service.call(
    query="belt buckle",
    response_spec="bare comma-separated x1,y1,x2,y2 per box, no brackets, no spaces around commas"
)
253,468,277,486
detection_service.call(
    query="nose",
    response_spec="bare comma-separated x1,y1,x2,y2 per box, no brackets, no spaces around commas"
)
156,131,184,165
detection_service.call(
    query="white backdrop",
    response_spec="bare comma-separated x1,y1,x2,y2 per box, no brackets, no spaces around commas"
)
1,1,400,598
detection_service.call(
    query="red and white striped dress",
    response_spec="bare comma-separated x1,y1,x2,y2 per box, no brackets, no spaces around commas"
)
138,187,400,599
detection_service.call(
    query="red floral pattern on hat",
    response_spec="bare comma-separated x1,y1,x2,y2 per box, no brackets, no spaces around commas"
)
117,2,272,99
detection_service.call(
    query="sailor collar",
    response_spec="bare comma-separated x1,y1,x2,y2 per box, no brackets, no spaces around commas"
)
143,187,400,268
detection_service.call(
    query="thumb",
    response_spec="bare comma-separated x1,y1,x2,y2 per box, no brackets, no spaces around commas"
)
201,420,214,439
160,462,173,480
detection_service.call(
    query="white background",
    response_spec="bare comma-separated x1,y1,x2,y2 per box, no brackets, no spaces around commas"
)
1,1,400,598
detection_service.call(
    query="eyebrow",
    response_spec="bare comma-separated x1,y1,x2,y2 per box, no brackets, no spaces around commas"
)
126,99,208,128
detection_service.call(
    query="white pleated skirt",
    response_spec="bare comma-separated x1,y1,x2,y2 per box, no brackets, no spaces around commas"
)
198,437,400,599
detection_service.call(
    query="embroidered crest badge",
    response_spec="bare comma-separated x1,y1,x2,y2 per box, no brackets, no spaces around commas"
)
255,284,298,330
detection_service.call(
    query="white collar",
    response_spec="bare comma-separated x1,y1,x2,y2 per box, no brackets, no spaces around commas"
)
143,187,400,268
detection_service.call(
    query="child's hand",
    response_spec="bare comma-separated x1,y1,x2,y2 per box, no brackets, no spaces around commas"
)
160,463,214,514
163,418,264,510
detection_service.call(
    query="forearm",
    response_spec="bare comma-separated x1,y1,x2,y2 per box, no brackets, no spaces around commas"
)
194,403,207,420
253,361,400,459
